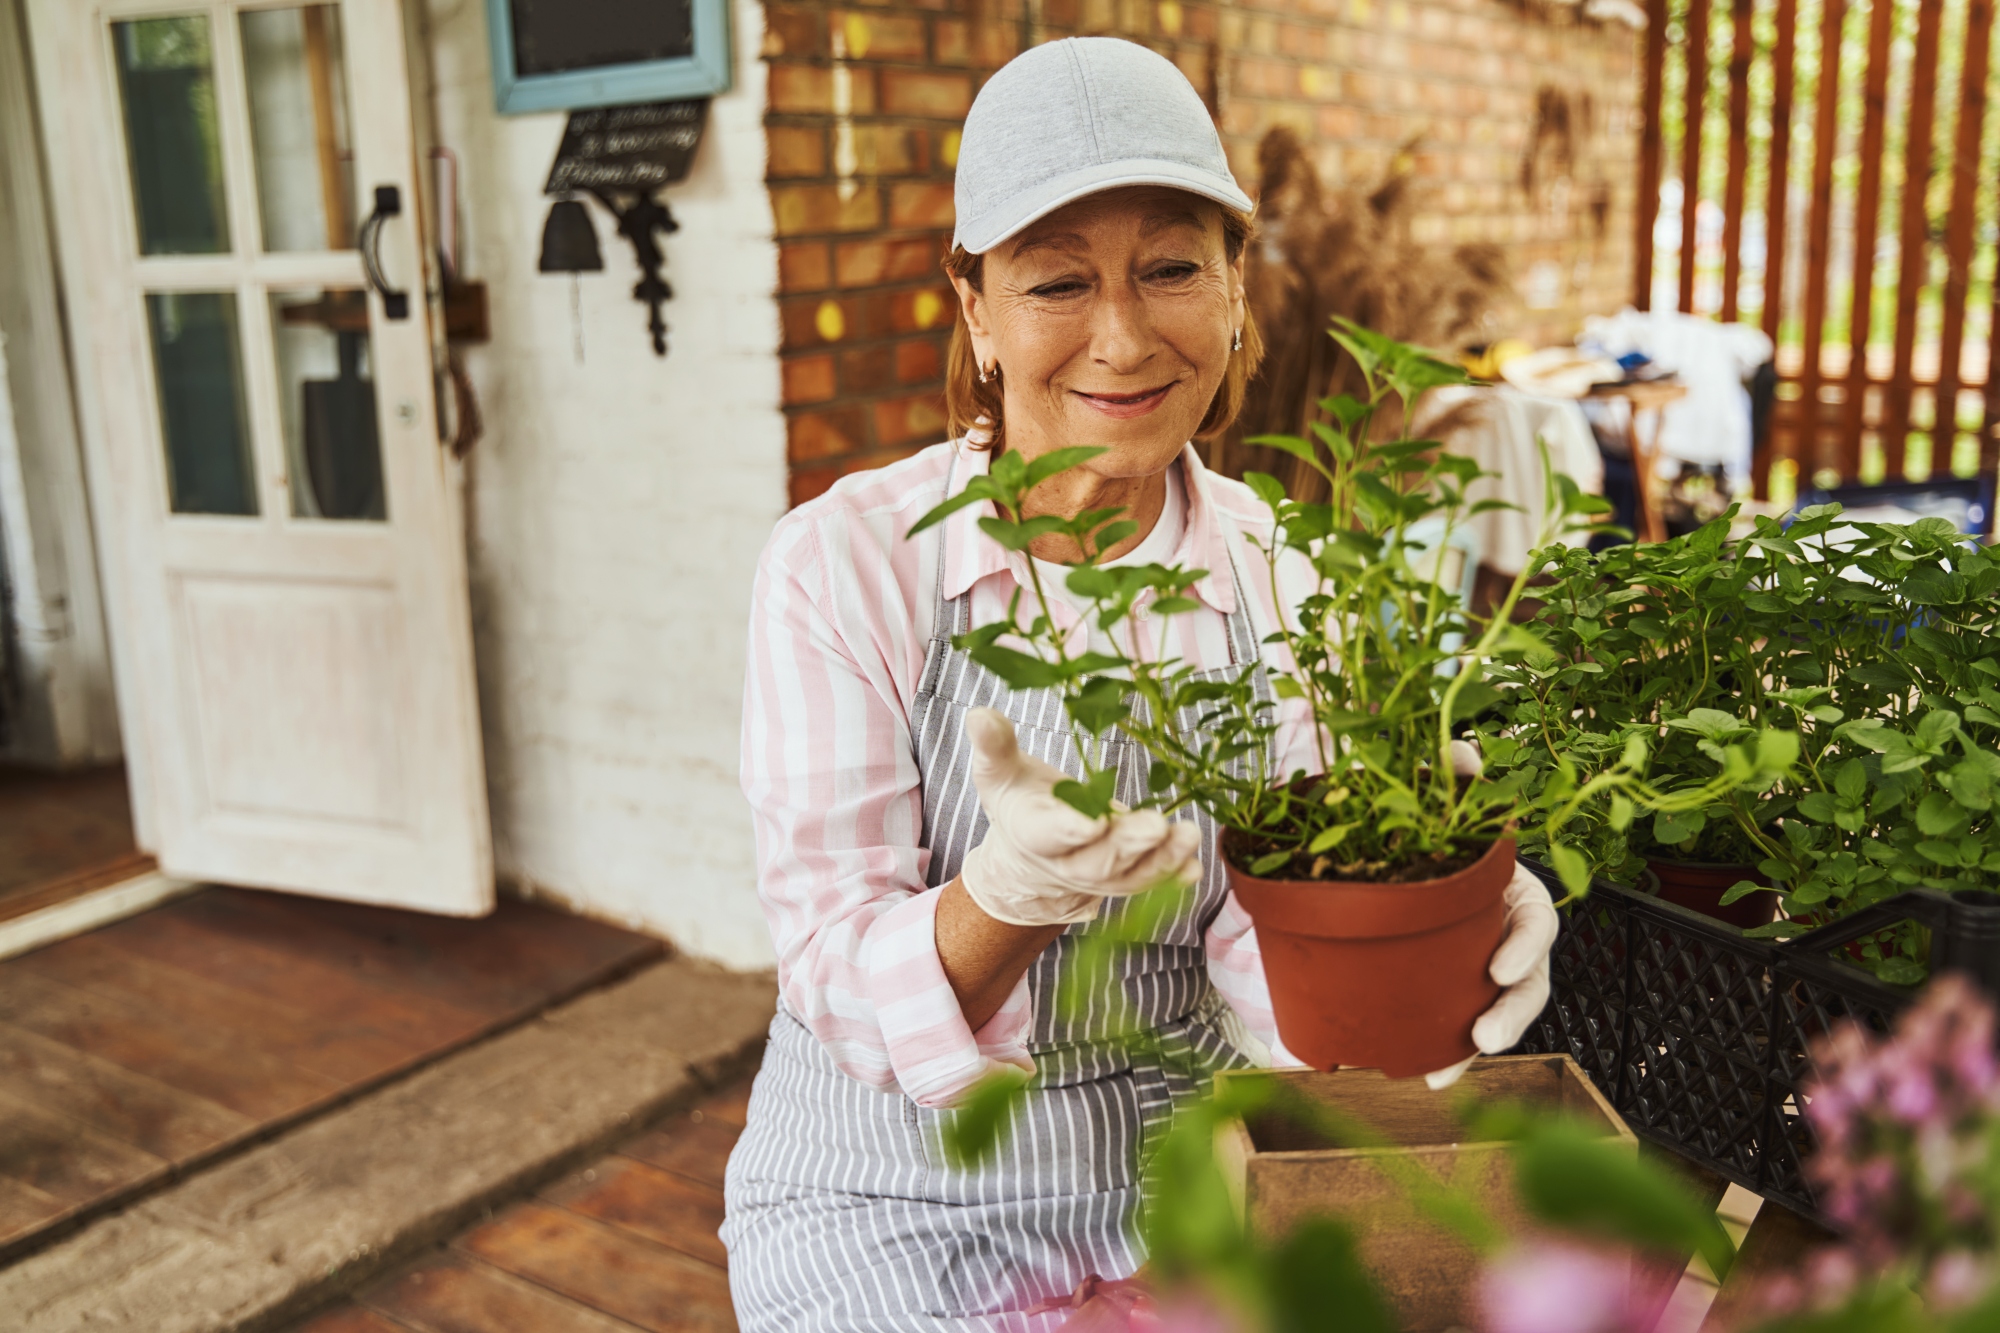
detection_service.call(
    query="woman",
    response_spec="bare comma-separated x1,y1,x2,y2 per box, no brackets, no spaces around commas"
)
725,37,1558,1329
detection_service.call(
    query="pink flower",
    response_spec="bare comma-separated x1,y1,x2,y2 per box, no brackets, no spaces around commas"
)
1925,1251,1994,1311
1479,1242,1650,1333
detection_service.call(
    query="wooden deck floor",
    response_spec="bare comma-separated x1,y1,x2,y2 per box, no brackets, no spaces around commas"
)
0,764,146,922
0,887,662,1261
294,1077,750,1333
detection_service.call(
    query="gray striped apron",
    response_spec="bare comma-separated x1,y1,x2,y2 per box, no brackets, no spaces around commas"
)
723,463,1268,1331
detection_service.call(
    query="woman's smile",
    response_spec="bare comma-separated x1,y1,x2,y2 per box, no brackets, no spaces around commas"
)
1073,382,1176,419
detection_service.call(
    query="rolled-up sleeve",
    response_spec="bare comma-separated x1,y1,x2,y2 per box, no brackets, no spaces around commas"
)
741,511,1032,1108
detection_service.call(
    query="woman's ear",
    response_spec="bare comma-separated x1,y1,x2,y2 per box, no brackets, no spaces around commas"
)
949,272,996,371
1225,246,1248,336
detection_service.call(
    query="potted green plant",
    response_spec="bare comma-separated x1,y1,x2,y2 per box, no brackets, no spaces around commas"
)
909,320,1790,1075
1489,505,2000,977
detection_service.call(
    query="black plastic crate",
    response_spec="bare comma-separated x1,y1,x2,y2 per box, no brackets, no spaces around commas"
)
1511,864,2000,1223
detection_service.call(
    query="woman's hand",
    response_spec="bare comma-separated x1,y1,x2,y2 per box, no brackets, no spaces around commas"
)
1425,863,1559,1089
959,708,1200,926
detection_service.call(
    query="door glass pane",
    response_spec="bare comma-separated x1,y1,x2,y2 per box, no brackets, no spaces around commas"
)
145,293,257,516
241,6,356,253
113,17,229,255
270,289,386,521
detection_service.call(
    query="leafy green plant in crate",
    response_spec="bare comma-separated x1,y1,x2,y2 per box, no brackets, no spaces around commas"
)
1487,504,2000,978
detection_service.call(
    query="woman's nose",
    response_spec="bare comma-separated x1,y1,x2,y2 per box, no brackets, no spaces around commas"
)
1089,285,1158,372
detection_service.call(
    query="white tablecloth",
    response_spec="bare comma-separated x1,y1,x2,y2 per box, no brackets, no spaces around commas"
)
1411,385,1605,576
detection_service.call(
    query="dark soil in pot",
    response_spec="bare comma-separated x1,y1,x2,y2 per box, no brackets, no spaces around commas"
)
1226,835,1514,1079
1644,859,1779,930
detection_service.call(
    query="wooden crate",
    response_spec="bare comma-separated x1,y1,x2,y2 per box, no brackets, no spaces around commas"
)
1214,1055,1636,1332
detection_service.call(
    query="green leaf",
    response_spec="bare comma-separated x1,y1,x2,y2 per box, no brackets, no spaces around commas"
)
1267,1218,1399,1333
1249,850,1292,877
1798,792,1838,823
1917,840,1965,867
941,1067,1029,1167
1877,956,1926,986
1508,1119,1737,1281
1052,769,1117,819
1022,445,1109,490
1917,792,1970,837
907,484,995,537
1065,676,1131,736
1653,810,1706,846
1548,843,1591,899
1243,470,1287,508
1085,520,1137,556
1308,822,1356,854
1245,433,1334,482
977,514,1069,552
1608,795,1634,832
1835,758,1868,803
964,642,1065,690
1719,880,1769,906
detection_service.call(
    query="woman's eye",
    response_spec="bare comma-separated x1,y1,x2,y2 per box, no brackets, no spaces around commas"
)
1030,279,1088,298
1147,263,1200,282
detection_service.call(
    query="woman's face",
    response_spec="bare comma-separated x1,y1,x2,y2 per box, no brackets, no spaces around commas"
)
950,186,1246,480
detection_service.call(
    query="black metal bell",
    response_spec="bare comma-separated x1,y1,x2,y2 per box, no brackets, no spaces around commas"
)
538,199,603,273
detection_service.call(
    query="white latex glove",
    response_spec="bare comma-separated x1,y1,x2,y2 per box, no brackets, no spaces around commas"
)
1424,861,1560,1089
959,708,1202,927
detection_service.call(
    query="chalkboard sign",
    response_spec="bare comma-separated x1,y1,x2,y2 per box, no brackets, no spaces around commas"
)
544,101,707,193
487,0,730,115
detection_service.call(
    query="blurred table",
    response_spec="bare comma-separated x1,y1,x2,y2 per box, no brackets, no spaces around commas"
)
1586,379,1690,543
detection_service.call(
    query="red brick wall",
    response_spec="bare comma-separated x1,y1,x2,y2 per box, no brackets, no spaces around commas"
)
763,0,1642,505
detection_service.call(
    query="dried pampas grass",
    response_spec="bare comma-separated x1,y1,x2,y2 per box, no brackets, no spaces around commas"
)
1205,127,1511,499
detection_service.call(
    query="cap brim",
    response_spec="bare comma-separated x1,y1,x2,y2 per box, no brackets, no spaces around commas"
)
954,159,1256,254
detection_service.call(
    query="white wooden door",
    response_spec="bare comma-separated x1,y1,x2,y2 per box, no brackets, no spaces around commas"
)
26,0,492,914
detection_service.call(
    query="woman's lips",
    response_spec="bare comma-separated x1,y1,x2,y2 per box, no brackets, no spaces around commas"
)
1074,384,1173,420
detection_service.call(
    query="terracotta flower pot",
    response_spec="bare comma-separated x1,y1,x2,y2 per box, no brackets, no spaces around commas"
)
1645,859,1778,931
1227,836,1515,1078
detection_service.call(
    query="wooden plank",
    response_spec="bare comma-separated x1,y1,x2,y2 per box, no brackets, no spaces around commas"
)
544,1156,728,1269
620,1115,741,1192
1700,1203,1837,1330
0,1018,250,1163
1628,1142,1733,1322
697,1080,753,1130
161,888,661,1020
457,1202,737,1332
293,1306,418,1333
1719,0,1755,321
1637,0,1671,308
1796,0,1850,477
362,1255,650,1333
1930,0,1995,466
1883,0,1948,479
0,1176,66,1249
0,852,155,927
18,931,422,1086
0,967,342,1121
0,1084,168,1210
1755,0,1800,494
1838,0,1900,478
86,901,491,1053
1678,0,1714,314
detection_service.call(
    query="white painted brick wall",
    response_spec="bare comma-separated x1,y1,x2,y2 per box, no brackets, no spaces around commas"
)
423,0,785,968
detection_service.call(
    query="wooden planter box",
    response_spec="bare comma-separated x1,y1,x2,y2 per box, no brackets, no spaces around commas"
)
1215,1054,1635,1332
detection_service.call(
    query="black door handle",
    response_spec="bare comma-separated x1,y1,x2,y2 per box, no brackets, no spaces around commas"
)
358,185,409,320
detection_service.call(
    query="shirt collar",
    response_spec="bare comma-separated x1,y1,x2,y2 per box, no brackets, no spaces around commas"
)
939,442,1239,615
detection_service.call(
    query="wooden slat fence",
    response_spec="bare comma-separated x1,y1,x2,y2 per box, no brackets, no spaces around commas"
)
1641,0,2000,493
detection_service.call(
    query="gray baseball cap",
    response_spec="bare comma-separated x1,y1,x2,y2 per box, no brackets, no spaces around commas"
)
951,38,1255,255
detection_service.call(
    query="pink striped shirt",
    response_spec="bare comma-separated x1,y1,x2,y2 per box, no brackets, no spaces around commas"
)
740,441,1314,1108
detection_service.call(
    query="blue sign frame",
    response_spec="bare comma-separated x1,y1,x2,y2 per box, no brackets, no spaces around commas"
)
487,0,733,115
